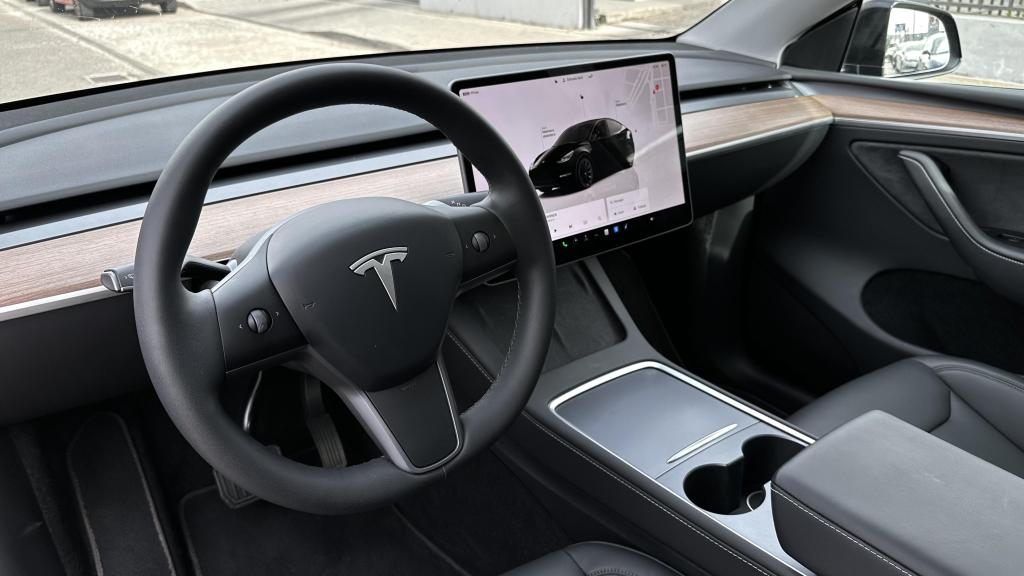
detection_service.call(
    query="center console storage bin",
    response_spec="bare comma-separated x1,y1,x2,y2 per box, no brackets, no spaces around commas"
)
772,411,1024,576
553,367,756,478
553,364,813,573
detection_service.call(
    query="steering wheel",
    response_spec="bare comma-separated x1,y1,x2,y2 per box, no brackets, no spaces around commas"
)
134,64,555,514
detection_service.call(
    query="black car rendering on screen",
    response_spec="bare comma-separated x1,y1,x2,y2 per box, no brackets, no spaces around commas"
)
529,118,635,194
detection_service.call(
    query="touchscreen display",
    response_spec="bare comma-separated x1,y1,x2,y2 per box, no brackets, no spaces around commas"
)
454,54,691,262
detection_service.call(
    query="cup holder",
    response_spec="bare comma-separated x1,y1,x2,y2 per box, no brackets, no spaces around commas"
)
683,435,803,515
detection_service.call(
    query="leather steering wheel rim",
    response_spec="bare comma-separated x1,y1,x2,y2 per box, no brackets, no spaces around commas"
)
134,64,555,514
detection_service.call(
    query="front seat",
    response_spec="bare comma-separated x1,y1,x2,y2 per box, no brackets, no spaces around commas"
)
505,542,682,576
791,355,1024,478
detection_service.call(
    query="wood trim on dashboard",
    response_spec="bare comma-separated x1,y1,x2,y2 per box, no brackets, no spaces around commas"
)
0,160,465,308
0,95,833,310
815,94,1024,138
685,96,832,153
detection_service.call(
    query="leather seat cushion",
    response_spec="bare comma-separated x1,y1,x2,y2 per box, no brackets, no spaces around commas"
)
503,542,682,576
790,355,1024,478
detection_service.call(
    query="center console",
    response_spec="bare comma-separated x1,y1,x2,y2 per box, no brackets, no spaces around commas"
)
445,53,814,575
551,362,812,575
448,258,816,576
773,411,1024,576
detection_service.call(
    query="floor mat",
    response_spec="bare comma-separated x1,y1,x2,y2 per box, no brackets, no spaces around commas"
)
67,412,178,576
396,451,570,575
180,487,465,576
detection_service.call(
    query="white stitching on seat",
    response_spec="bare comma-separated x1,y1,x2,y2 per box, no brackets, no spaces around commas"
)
928,364,1024,454
588,568,642,576
525,413,775,576
931,364,1024,396
902,156,1024,268
770,487,915,576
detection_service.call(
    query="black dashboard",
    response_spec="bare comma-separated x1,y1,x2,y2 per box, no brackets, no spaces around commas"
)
0,42,785,248
0,41,830,425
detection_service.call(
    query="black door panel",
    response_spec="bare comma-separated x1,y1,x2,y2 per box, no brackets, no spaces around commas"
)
745,123,1024,399
851,141,1024,238
899,149,1024,306
862,270,1024,373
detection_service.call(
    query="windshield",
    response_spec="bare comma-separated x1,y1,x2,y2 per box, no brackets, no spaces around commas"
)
0,0,728,105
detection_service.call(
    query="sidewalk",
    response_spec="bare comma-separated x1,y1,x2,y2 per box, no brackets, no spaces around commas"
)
179,0,705,51
596,0,722,28
180,0,602,52
2,0,718,103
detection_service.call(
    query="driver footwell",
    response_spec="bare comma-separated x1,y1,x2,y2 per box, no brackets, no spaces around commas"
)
19,393,572,576
180,488,466,576
177,445,571,575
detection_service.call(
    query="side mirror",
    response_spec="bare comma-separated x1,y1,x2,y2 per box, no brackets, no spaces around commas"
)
842,0,961,78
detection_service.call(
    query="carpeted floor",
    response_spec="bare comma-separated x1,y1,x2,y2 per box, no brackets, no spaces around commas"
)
36,392,573,576
66,413,180,576
178,450,571,576
181,487,465,576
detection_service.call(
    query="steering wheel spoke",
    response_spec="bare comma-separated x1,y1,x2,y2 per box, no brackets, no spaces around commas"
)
302,352,462,474
432,202,518,290
209,234,305,373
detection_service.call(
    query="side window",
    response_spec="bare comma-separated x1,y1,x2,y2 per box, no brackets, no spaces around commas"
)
607,119,624,134
591,121,610,140
922,3,1022,88
841,2,1024,89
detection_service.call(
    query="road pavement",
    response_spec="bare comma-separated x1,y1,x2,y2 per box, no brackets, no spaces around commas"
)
0,0,692,103
954,13,1024,86
1,0,374,102
2,0,1020,105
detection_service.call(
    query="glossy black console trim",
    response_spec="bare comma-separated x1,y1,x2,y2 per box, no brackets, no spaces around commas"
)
550,361,813,444
539,368,813,576
506,258,818,575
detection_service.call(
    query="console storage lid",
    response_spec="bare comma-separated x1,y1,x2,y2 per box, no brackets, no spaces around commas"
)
771,411,1024,576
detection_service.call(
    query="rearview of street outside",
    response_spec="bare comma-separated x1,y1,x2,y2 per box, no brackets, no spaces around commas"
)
884,7,950,76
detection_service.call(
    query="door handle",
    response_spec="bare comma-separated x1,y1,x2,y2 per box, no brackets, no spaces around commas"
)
899,150,1024,305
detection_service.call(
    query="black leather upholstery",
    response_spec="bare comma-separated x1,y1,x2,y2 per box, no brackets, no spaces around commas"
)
773,411,1024,576
791,355,1024,478
503,542,683,576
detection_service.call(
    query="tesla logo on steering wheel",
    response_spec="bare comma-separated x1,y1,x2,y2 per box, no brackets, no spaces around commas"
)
350,247,408,310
